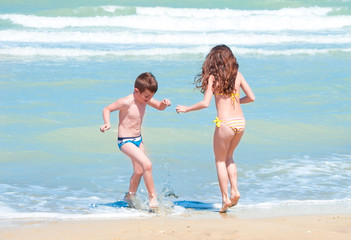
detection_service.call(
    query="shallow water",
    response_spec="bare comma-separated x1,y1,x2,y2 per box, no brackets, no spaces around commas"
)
1,0,351,219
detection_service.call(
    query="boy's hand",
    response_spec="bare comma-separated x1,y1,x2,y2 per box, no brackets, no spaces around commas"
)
100,123,111,133
176,105,187,113
162,98,171,107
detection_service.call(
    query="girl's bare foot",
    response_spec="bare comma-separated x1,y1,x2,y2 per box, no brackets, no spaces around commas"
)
230,192,240,207
219,200,231,213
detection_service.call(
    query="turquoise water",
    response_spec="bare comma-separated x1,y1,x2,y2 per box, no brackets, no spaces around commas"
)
1,0,351,219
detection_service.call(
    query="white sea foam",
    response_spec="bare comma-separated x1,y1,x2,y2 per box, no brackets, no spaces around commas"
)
101,5,130,13
1,46,350,58
0,154,350,220
0,209,150,220
1,199,350,220
240,154,351,207
136,6,334,18
1,30,350,46
0,6,350,31
1,6,350,59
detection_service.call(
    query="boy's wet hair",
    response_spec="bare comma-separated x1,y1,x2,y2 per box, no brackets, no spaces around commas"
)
135,72,158,93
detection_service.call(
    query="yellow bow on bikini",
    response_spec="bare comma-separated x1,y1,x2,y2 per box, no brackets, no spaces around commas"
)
231,92,240,108
213,117,222,127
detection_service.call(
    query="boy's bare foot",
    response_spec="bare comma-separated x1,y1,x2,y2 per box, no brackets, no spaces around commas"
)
149,196,158,209
230,194,240,207
124,192,136,208
219,200,231,213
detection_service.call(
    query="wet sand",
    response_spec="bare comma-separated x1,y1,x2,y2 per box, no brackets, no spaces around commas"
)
1,213,350,240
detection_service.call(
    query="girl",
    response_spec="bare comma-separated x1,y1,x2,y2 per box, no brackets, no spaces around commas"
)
176,45,255,213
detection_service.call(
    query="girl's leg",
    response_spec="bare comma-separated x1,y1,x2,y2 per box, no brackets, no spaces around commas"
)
226,132,244,207
213,125,234,213
121,142,157,208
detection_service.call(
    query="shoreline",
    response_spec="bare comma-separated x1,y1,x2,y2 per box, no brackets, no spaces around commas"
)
1,199,351,223
1,212,350,240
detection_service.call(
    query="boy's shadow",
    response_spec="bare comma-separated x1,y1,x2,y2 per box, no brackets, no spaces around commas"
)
92,200,215,211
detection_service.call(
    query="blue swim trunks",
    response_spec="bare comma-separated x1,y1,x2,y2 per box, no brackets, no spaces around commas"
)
117,135,142,150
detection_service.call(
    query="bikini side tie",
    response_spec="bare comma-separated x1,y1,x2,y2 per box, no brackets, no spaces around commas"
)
213,117,222,127
231,92,240,108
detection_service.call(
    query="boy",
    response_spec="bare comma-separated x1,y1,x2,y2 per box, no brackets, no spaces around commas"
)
100,72,171,209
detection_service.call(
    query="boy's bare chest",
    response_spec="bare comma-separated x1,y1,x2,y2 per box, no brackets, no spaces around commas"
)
124,102,146,122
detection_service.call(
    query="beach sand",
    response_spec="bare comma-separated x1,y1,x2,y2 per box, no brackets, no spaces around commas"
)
1,214,350,240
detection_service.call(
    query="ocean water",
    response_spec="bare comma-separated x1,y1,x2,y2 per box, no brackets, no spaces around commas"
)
1,0,351,220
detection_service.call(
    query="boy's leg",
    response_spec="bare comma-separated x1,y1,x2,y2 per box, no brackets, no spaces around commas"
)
124,148,144,208
124,159,143,207
213,125,233,213
226,132,244,207
121,142,157,207
128,157,144,195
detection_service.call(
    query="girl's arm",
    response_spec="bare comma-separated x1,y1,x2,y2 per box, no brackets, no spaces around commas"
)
176,76,214,113
238,73,255,104
148,98,171,110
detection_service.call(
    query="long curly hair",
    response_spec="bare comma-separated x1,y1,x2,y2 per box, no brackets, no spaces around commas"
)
194,45,239,94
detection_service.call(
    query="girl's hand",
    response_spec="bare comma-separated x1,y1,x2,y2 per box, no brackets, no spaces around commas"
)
176,105,188,113
100,123,111,133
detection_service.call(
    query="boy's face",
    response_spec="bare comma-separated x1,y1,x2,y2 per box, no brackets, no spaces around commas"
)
134,88,155,104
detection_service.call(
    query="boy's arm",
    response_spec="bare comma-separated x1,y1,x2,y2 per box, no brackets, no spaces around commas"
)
100,97,128,132
176,76,214,113
148,98,171,110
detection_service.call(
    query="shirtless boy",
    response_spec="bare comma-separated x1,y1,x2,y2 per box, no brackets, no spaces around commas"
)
100,72,171,208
